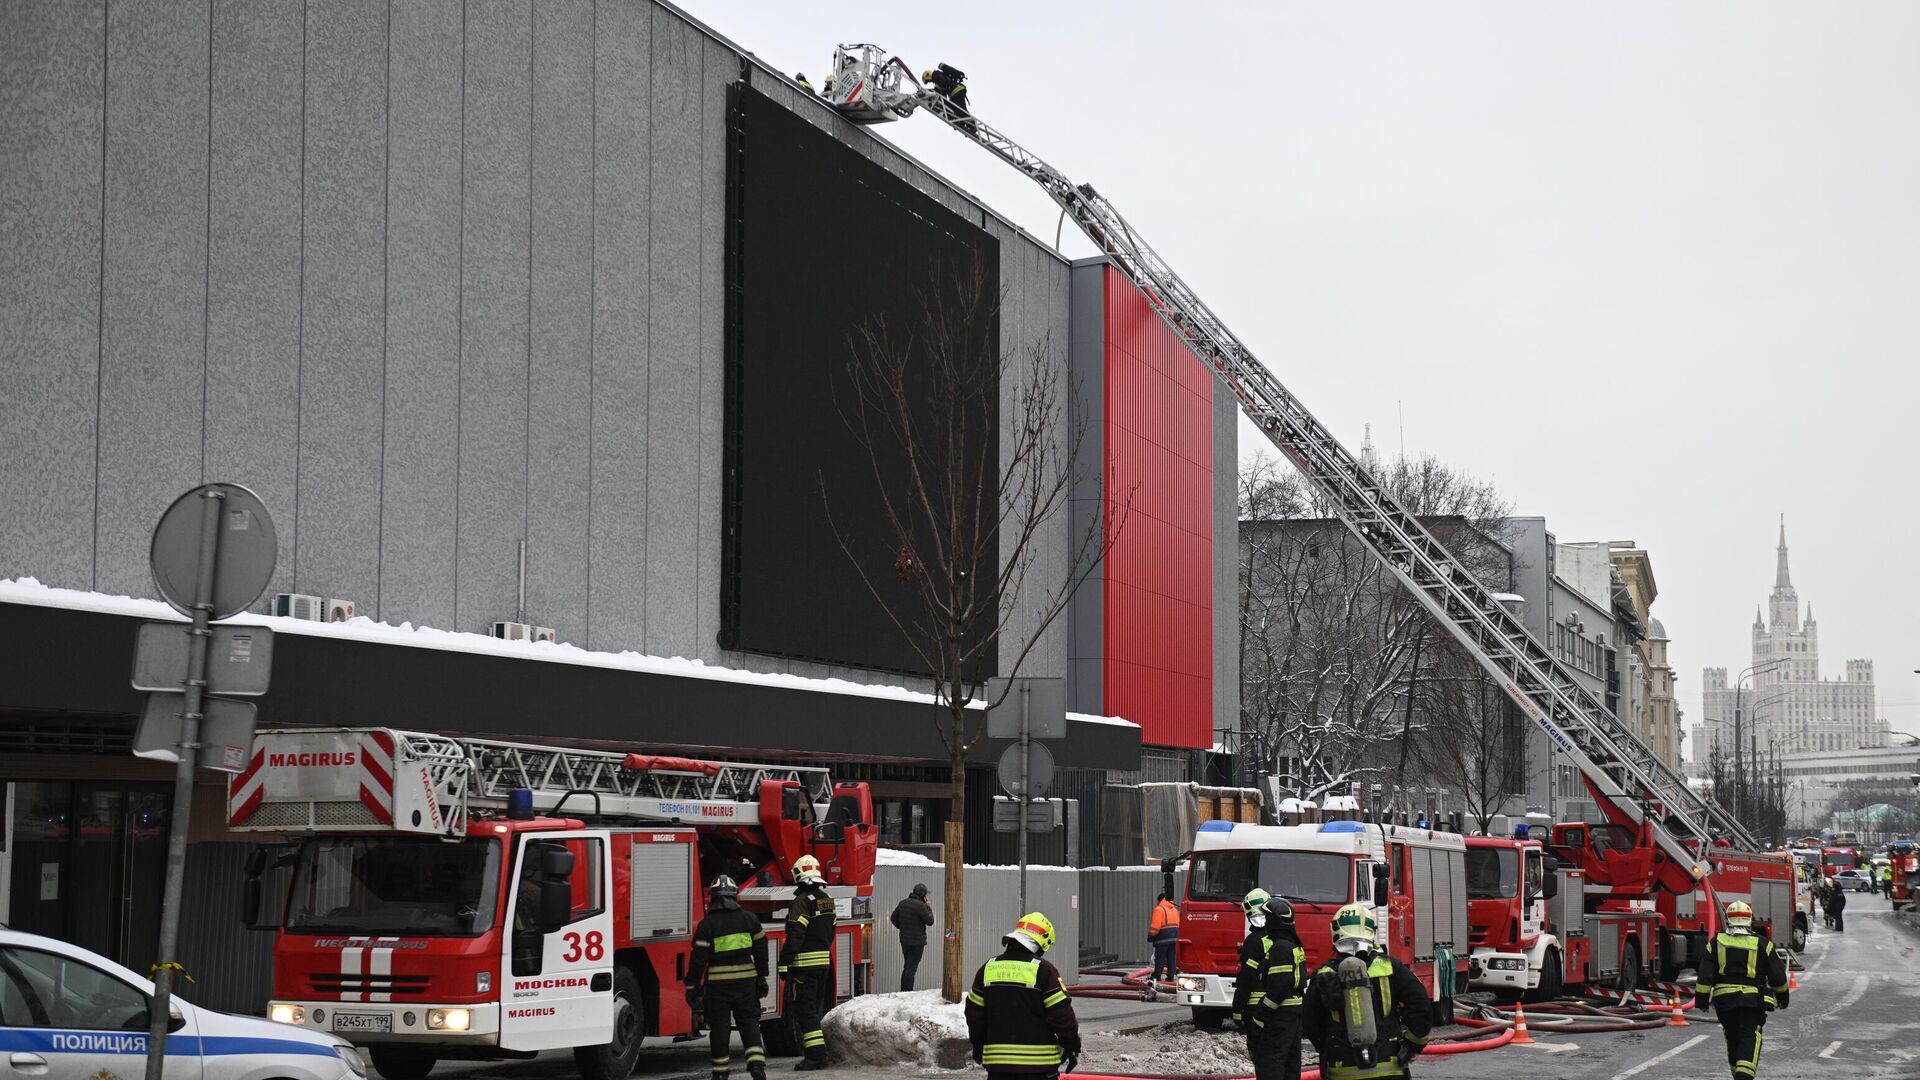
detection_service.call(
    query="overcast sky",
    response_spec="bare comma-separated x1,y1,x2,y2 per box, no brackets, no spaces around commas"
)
686,1,1920,742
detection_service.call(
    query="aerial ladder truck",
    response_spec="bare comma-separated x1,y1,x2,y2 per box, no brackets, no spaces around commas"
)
819,44,1796,985
230,727,877,1080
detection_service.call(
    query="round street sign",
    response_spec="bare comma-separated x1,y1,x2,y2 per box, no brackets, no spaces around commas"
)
149,483,278,620
996,740,1055,798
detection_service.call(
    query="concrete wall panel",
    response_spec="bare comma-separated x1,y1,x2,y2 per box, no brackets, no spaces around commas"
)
95,0,209,596
0,1,103,587
694,36,731,658
641,8,701,656
587,0,651,651
296,0,386,609
205,0,303,606
526,0,595,638
1213,375,1239,738
455,0,532,634
380,0,463,627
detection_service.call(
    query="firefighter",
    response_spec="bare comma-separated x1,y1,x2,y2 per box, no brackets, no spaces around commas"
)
922,64,969,115
687,875,770,1080
1880,862,1894,898
778,854,836,1070
1231,889,1307,1080
1302,903,1431,1080
1824,876,1847,932
1694,900,1789,1080
964,912,1081,1079
794,72,814,95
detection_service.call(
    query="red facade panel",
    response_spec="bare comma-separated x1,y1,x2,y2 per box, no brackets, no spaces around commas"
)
1101,267,1213,749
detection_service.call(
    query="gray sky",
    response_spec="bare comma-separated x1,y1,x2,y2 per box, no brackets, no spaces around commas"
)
687,1,1920,740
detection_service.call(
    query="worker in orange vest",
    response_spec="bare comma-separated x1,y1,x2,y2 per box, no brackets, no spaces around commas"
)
1148,892,1181,983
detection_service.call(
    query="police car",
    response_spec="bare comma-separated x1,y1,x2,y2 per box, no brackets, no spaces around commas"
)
0,926,365,1080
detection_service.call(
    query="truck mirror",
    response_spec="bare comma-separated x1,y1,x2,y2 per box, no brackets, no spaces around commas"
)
244,847,269,879
539,880,573,932
1541,873,1558,901
539,844,576,881
242,876,264,928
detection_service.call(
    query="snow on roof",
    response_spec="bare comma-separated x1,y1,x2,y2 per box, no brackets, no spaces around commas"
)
875,847,940,867
0,577,1139,728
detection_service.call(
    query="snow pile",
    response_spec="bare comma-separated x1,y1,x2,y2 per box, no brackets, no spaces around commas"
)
823,990,968,1068
877,847,941,867
1090,1022,1261,1076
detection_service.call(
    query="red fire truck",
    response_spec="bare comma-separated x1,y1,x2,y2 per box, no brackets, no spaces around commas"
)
231,728,877,1080
1463,834,1656,999
1887,842,1920,909
1172,819,1471,1026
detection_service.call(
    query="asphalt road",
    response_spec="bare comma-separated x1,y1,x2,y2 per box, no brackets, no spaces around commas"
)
425,905,1920,1080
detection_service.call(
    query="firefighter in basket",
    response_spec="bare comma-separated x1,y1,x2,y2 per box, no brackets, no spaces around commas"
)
964,912,1081,1079
1302,903,1431,1080
1695,900,1789,1080
1231,888,1308,1080
778,855,836,1070
686,874,770,1080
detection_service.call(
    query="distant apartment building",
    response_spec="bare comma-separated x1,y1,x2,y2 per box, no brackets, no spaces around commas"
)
1693,522,1883,763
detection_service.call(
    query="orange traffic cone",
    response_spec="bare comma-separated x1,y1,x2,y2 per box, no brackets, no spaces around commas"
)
1789,967,1801,991
1510,1002,1536,1045
1667,995,1689,1027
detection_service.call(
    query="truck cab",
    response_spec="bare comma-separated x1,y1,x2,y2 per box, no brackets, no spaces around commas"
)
1463,837,1556,995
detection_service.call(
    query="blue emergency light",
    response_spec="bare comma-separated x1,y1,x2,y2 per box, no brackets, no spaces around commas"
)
508,787,535,820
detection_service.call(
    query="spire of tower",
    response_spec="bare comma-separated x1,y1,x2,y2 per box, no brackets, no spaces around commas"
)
1775,514,1791,588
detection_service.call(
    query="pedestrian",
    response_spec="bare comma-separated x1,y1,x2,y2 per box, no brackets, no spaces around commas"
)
964,912,1081,1080
778,854,835,1071
687,875,769,1080
1231,889,1306,1080
1827,877,1846,932
1695,900,1789,1080
1148,891,1181,984
891,882,935,991
1302,903,1431,1080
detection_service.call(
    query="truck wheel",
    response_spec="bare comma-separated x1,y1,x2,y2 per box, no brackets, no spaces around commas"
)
1615,942,1641,995
575,967,645,1080
1190,1007,1229,1031
1656,931,1683,983
368,1048,436,1080
1790,916,1809,953
1524,948,1563,1003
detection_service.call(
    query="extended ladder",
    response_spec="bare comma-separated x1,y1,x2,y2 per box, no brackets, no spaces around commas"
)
906,93,1758,867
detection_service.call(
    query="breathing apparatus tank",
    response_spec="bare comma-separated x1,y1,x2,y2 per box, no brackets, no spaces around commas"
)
1337,954,1380,1064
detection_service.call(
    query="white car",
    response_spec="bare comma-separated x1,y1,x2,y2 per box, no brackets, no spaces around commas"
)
0,926,365,1080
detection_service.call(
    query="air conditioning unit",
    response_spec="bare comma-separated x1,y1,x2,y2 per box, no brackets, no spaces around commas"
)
491,622,557,643
273,593,324,621
326,598,356,622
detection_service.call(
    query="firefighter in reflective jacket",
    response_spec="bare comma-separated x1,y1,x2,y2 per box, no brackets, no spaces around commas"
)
965,912,1081,1078
1302,903,1431,1080
1232,889,1308,1080
1694,901,1789,1080
778,855,836,1070
687,875,770,1080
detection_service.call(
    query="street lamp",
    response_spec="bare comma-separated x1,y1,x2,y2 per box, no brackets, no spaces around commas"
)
1728,660,1788,828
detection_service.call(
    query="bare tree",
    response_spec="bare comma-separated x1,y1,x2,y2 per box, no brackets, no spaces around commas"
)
826,256,1125,1000
1239,451,1515,816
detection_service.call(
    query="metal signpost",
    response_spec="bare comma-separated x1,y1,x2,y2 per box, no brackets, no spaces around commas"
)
139,484,276,1080
989,677,1064,910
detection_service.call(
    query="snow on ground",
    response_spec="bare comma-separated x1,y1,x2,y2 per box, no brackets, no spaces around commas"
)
0,577,1140,729
1080,1019,1313,1077
822,990,968,1068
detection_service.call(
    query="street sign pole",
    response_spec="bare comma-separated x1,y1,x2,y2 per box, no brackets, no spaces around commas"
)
1018,682,1030,912
145,487,224,1080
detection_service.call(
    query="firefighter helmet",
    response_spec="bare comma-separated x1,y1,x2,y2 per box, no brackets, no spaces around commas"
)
708,874,738,896
1332,902,1378,942
792,855,823,883
1724,900,1754,928
1243,888,1271,916
1007,911,1057,954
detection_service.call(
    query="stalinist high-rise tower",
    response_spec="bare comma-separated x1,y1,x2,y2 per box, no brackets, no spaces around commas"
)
1695,520,1882,760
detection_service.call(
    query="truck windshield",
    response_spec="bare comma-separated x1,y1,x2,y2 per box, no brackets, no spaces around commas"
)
1464,847,1519,899
1188,850,1352,905
286,837,501,937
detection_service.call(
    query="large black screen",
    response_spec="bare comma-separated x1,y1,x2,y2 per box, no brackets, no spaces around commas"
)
721,85,1001,676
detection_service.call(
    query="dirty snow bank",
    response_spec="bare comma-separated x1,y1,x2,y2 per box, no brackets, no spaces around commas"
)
1082,1019,1320,1076
824,990,968,1068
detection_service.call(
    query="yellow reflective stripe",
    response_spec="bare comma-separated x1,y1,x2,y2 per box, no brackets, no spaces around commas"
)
1326,1064,1408,1080
983,959,1040,986
967,991,985,1006
1279,996,1304,1007
1043,989,1068,1008
802,1032,826,1047
982,1045,1062,1065
793,915,810,927
1244,958,1260,970
1247,991,1266,1005
713,932,755,952
1406,1030,1430,1046
1267,964,1295,975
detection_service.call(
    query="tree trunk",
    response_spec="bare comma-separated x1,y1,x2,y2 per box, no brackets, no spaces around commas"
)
941,739,967,1002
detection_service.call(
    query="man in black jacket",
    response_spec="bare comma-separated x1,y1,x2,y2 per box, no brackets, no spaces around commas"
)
891,883,935,991
964,912,1080,1079
1302,904,1430,1080
686,875,769,1080
1232,890,1306,1080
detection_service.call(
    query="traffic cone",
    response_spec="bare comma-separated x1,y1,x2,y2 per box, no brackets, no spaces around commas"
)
1789,967,1800,991
1510,1002,1536,1045
1667,995,1689,1027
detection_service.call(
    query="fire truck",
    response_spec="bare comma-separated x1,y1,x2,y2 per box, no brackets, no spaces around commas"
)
230,728,878,1080
1172,818,1471,1026
1888,841,1920,909
1462,833,1656,999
